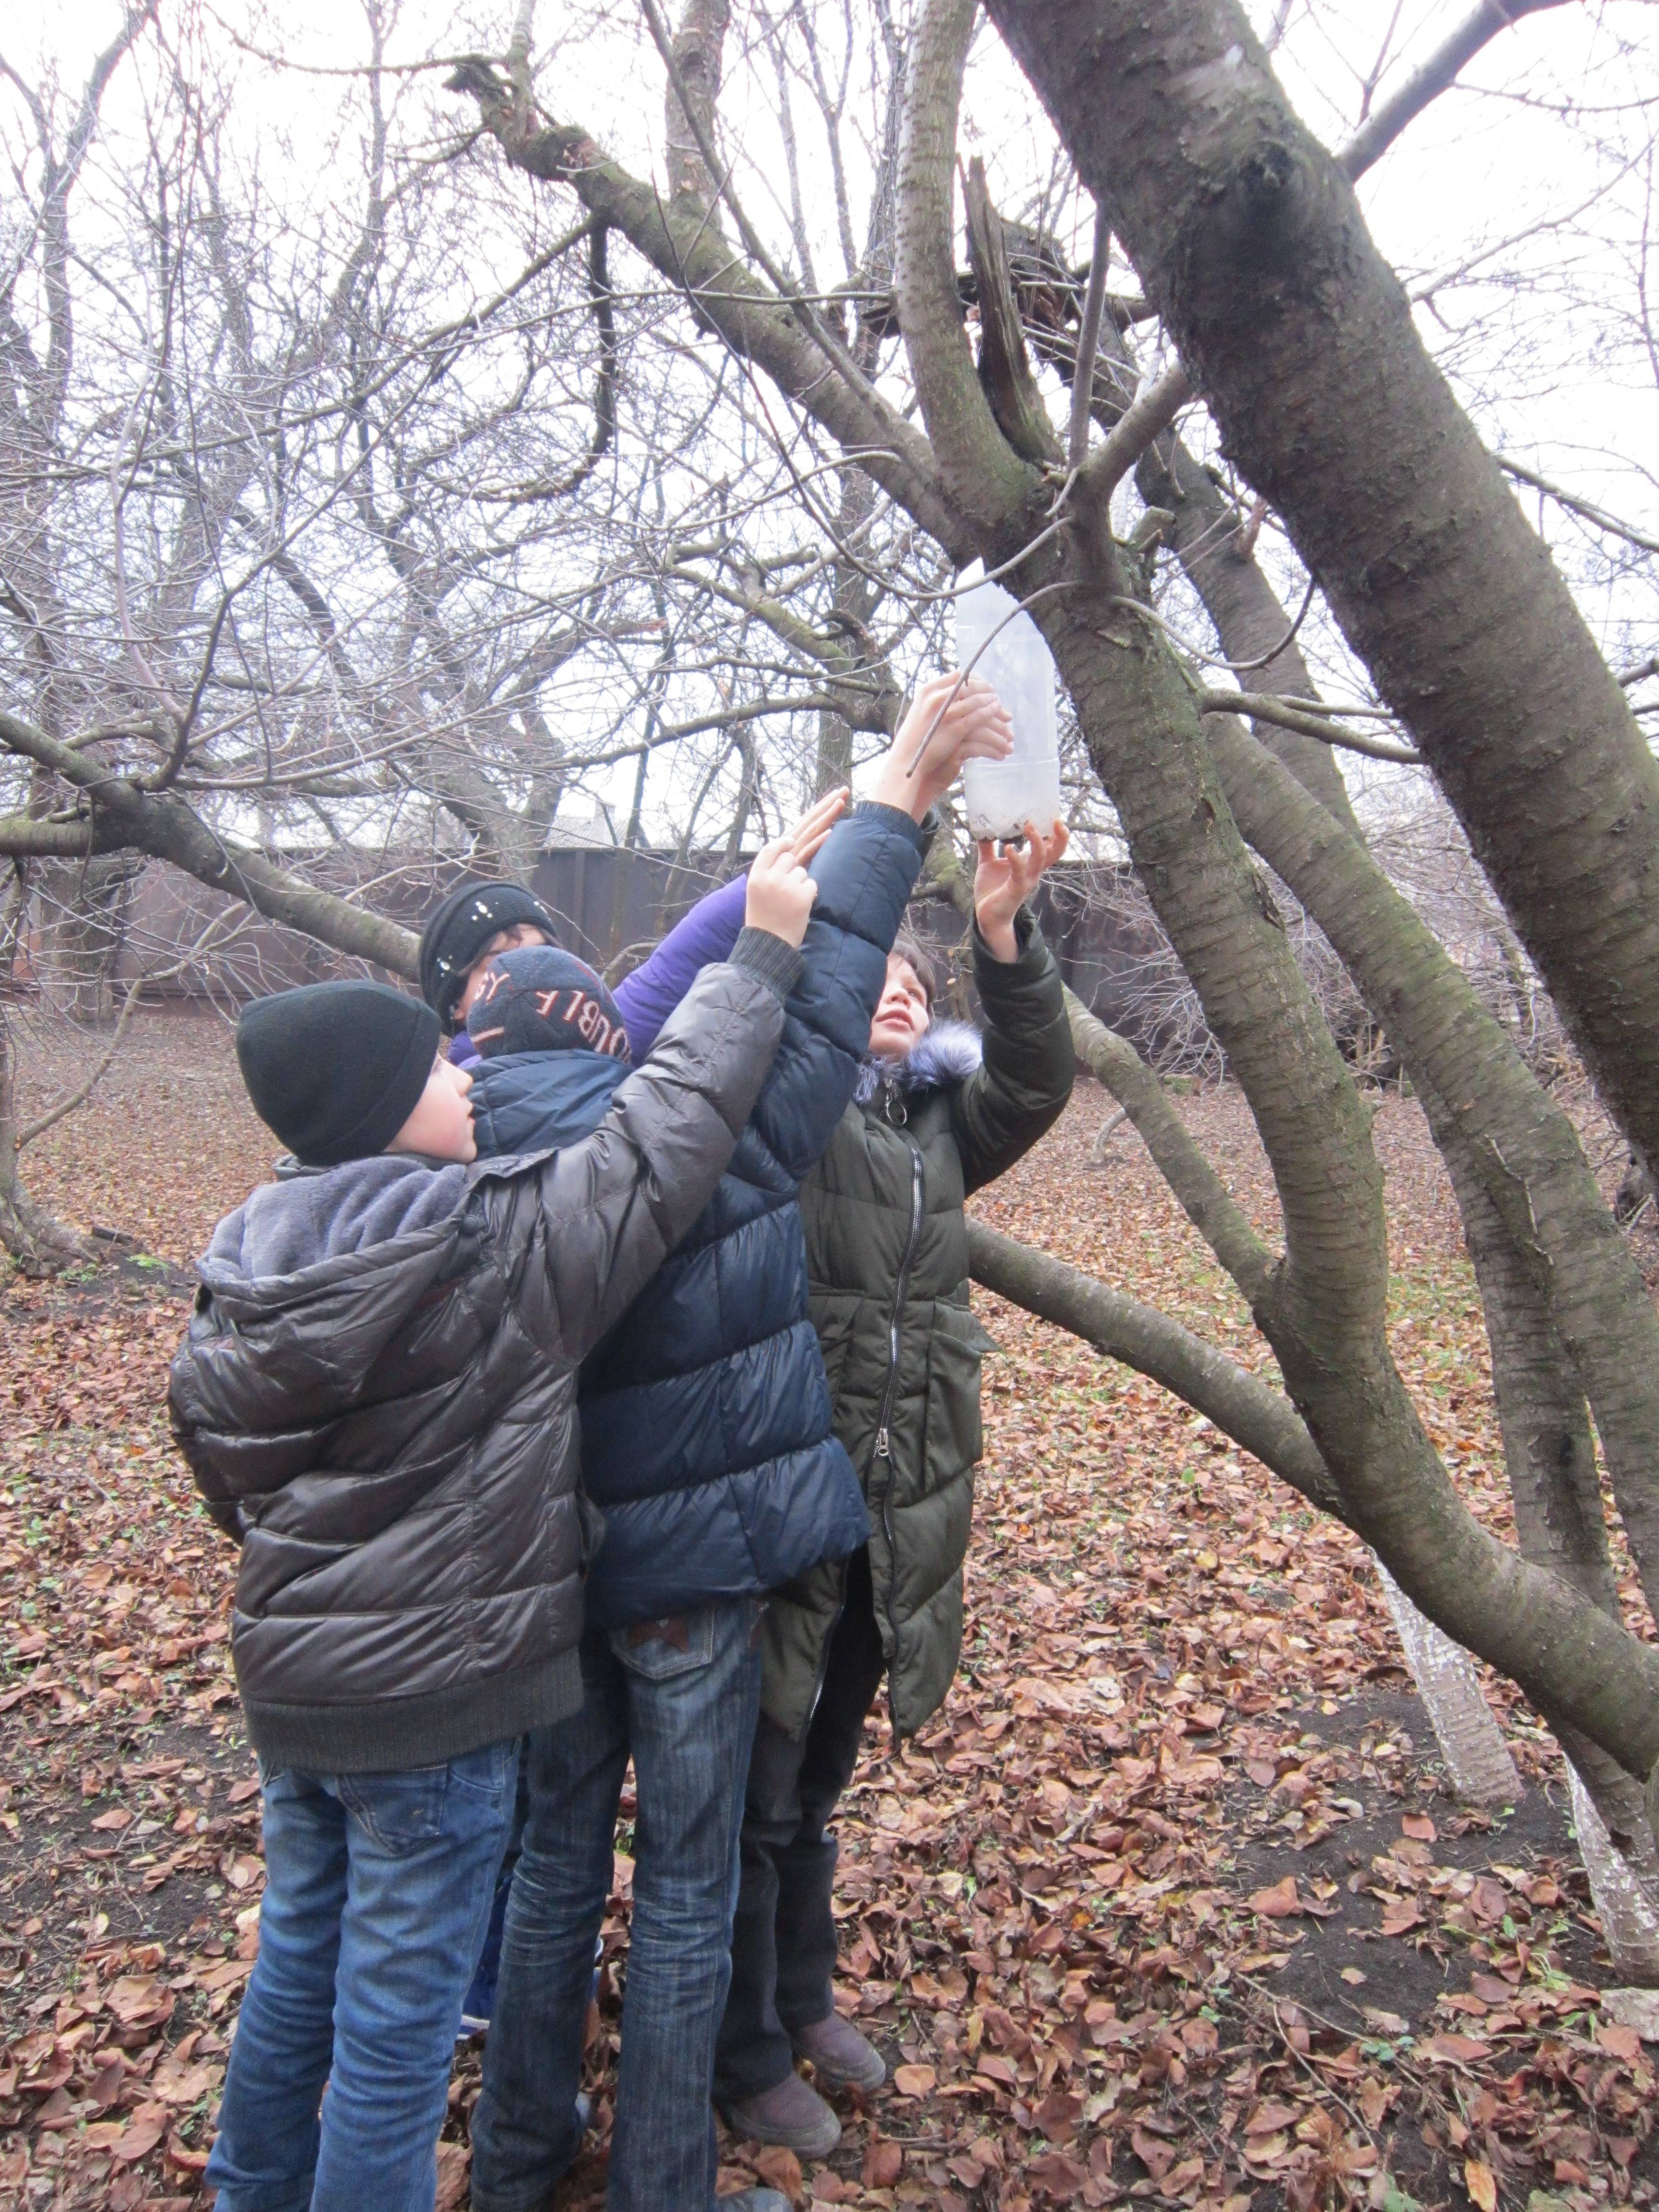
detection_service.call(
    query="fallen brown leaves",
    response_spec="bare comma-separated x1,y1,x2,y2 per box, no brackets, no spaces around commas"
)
2,1019,1656,2212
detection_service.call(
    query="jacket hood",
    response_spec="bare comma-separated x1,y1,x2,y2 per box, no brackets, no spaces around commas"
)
854,1019,983,1104
468,1047,630,1158
203,1154,472,1291
188,1157,483,1438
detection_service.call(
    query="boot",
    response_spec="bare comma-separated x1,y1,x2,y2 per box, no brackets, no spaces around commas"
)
720,2070,842,2158
792,2011,886,2091
724,2195,793,2212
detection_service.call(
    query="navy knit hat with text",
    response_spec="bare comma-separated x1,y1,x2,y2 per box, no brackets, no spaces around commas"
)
419,879,559,1024
466,946,632,1064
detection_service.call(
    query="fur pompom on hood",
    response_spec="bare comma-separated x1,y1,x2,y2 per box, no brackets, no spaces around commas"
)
854,1019,983,1104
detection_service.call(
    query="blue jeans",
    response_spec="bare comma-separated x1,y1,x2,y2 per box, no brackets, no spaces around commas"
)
207,1740,519,2212
470,1601,763,2212
463,1751,531,2028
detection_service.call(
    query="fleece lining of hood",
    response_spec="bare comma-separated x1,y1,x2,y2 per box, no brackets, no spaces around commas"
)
205,1155,471,1285
854,1019,983,1104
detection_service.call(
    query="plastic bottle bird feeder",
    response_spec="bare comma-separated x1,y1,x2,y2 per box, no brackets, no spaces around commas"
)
954,565,1061,843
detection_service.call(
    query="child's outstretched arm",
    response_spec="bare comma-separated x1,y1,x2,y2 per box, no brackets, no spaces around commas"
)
751,682,1014,1184
513,840,818,1364
952,819,1076,1192
611,788,849,1058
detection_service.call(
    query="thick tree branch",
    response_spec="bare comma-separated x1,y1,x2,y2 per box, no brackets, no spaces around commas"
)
0,710,418,977
894,0,1038,541
967,1220,1341,1515
0,816,96,856
1065,987,1275,1304
1079,363,1192,505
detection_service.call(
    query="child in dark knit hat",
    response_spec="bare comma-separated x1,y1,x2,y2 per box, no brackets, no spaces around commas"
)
419,869,754,1069
168,848,819,2212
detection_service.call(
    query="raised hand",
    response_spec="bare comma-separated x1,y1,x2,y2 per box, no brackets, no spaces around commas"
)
974,818,1069,962
745,830,819,948
784,785,849,866
872,672,1014,821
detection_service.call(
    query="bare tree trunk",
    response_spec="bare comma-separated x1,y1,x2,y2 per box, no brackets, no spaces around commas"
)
1569,1767,1659,1984
815,466,878,796
0,1007,94,1273
893,0,1659,1784
985,0,1659,1187
32,852,141,1023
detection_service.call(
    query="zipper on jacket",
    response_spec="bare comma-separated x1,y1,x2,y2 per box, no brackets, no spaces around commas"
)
869,1131,925,1680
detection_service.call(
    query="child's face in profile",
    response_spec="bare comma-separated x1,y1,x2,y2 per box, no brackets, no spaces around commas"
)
456,924,552,1020
868,955,931,1061
388,1055,476,1163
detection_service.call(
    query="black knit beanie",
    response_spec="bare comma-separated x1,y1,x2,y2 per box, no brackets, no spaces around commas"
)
466,946,632,1063
236,981,441,1166
419,879,559,1024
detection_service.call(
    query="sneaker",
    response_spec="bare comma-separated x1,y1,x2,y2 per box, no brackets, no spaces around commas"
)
791,2011,886,2092
720,2071,842,2158
721,2194,793,2212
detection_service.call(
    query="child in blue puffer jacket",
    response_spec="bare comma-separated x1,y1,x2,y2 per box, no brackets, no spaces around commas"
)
466,695,1015,2212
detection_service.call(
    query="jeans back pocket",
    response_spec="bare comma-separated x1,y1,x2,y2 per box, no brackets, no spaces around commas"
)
338,1764,449,1854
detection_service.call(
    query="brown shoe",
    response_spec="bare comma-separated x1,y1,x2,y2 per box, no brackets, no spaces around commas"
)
720,2071,842,2158
791,2011,887,2091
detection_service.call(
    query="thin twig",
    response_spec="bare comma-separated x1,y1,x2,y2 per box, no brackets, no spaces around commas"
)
1498,455,1659,558
1198,690,1423,765
637,0,891,422
1106,574,1321,677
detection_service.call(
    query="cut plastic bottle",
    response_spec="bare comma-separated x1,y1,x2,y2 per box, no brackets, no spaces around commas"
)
953,565,1061,842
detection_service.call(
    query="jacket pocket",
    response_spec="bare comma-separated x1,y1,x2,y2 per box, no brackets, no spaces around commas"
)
610,1605,716,1681
922,1303,996,1487
338,1764,448,1853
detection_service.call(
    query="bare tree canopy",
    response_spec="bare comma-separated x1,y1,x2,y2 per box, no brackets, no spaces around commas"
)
8,0,1659,1927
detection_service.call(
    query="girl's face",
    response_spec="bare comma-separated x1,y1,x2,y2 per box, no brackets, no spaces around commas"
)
456,923,551,1019
868,955,931,1061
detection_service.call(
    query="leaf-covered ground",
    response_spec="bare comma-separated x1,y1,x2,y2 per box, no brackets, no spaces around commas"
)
1,1012,1655,2212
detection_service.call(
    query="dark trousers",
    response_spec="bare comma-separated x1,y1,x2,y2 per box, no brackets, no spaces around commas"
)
714,1547,887,2103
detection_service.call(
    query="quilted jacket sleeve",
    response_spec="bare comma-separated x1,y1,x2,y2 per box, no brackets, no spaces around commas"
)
613,874,748,1059
950,909,1075,1195
749,801,927,1184
504,940,795,1363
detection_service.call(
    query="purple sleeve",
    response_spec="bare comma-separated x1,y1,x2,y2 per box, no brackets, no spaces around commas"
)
613,874,748,1059
448,1031,481,1068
